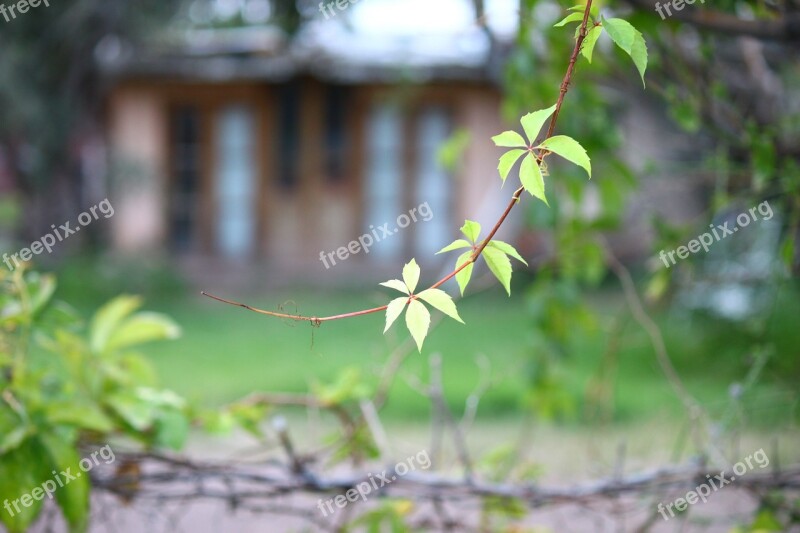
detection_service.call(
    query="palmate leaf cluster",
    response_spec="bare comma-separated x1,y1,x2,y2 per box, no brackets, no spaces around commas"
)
378,4,649,352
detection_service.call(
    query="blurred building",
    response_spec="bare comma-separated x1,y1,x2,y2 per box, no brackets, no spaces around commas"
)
101,2,516,276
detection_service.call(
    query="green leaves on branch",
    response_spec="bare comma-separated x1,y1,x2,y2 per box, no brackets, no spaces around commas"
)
492,104,591,204
554,12,585,27
537,136,592,178
437,222,478,295
567,3,599,18
580,25,602,63
601,17,648,86
554,5,649,85
437,221,528,297
381,259,463,352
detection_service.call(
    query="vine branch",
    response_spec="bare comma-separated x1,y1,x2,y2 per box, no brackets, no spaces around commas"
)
202,0,595,325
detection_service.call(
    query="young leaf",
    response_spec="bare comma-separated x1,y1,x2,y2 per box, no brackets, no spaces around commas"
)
631,32,648,86
405,299,431,352
488,241,529,266
554,12,584,27
567,3,599,18
602,17,637,53
455,251,474,295
482,247,514,295
491,130,527,148
460,220,482,243
105,312,181,352
581,25,602,63
380,279,409,294
437,239,472,254
498,149,526,183
519,153,548,205
537,135,591,178
39,432,90,533
520,104,557,145
603,17,647,85
384,297,408,333
402,259,420,293
417,289,464,323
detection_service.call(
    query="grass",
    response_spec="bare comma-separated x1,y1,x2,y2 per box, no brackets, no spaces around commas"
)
52,258,799,427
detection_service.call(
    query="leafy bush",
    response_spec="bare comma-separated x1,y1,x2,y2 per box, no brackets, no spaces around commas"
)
0,267,186,532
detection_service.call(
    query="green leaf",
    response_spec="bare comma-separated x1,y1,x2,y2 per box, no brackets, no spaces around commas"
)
106,391,158,431
498,149,526,183
89,295,142,354
491,130,526,148
384,297,408,333
519,153,548,205
568,3,599,18
602,17,647,84
437,129,471,172
483,247,514,296
631,32,648,86
581,25,602,63
0,440,49,533
39,432,90,533
537,135,591,178
554,12,584,27
460,220,482,243
46,402,115,433
436,239,472,254
379,279,409,294
105,312,181,353
417,289,464,323
488,241,528,266
229,403,269,438
520,104,557,145
405,299,431,352
154,410,190,450
602,17,637,53
455,251,474,296
402,259,421,294
0,426,31,454
29,273,56,316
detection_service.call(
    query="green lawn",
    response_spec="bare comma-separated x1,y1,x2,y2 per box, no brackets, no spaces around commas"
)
53,259,799,426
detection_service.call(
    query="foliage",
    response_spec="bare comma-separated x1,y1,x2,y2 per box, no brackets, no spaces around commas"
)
0,267,185,532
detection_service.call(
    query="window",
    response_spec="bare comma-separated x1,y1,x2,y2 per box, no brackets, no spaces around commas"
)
214,105,257,259
277,82,300,189
325,85,350,183
414,107,451,257
169,106,201,251
364,102,454,260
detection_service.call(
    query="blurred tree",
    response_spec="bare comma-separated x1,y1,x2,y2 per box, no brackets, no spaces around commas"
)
0,0,183,242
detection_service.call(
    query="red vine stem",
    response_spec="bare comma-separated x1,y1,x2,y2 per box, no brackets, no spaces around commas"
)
202,0,594,324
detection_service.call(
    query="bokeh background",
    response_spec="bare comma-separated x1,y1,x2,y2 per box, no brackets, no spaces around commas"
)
0,0,799,531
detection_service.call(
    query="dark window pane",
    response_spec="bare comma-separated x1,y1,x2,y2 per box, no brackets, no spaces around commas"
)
277,82,300,189
170,106,201,252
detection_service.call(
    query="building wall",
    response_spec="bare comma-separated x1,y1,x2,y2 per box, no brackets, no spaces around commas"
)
108,86,168,252
105,78,506,272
